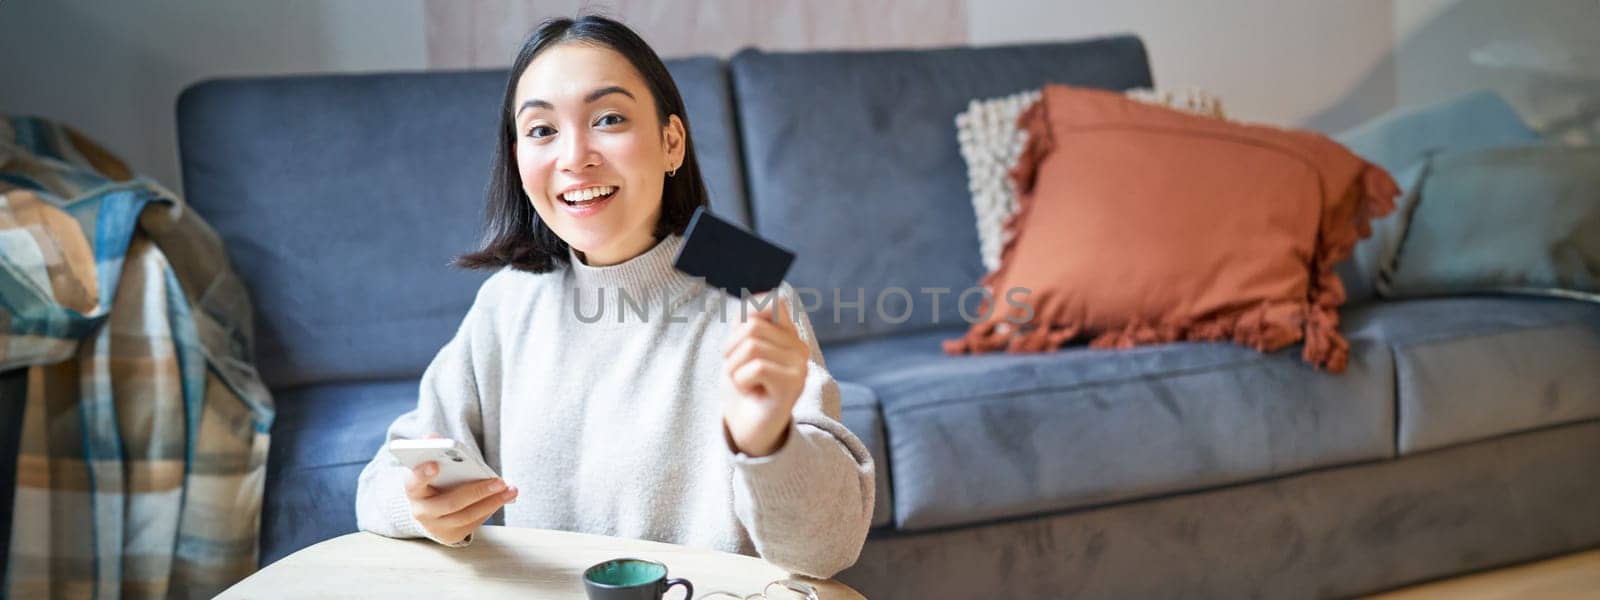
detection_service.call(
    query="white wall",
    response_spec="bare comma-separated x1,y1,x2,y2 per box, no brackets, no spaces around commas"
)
4,1,1590,193
967,0,1397,132
1393,0,1600,141
422,0,968,69
0,0,429,192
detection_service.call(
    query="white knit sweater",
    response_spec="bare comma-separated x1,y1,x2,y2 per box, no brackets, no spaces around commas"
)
354,233,875,578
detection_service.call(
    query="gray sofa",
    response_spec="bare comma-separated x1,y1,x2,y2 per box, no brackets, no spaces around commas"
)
153,35,1600,597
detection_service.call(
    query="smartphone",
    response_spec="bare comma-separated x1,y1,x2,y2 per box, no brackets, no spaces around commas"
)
387,438,500,490
672,206,795,297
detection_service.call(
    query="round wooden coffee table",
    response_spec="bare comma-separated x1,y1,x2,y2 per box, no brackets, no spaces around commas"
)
218,526,865,599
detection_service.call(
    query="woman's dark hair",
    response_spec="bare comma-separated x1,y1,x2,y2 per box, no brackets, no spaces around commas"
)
456,14,709,273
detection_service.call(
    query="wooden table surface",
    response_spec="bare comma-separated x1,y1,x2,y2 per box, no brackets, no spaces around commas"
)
219,526,865,599
1367,549,1600,600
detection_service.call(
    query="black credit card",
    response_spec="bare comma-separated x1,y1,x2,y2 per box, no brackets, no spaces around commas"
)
672,206,795,296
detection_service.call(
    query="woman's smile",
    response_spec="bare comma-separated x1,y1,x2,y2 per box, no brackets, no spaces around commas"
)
557,184,619,217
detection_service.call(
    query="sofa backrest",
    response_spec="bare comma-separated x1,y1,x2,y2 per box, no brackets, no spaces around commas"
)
728,37,1152,343
177,57,748,389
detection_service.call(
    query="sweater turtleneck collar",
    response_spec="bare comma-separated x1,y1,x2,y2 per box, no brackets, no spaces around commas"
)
566,234,706,320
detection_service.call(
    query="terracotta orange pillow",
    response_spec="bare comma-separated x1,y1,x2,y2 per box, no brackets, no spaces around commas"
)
944,85,1399,372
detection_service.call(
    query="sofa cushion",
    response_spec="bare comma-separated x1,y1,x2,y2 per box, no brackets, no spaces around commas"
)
842,421,1600,599
1343,296,1600,454
177,58,748,389
836,381,893,529
823,327,1396,531
1378,146,1600,298
664,59,752,228
729,37,1154,344
1333,91,1540,304
260,378,892,564
262,379,416,565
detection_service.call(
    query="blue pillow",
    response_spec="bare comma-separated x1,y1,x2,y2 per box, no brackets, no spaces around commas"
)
1333,91,1540,303
1379,145,1599,300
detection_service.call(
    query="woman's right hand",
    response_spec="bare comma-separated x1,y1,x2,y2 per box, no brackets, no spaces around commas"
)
403,460,519,545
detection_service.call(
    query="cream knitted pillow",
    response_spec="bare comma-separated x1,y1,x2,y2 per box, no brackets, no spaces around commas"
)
957,86,1225,272
956,89,1042,273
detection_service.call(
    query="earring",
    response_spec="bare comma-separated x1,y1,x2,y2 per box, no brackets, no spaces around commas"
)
668,167,678,177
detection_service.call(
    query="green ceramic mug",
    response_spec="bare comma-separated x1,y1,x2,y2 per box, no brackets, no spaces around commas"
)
582,558,693,600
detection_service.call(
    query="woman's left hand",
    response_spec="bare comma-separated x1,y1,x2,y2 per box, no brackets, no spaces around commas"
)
722,294,809,457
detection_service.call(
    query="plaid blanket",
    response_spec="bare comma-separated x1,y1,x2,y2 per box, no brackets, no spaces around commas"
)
1,117,272,598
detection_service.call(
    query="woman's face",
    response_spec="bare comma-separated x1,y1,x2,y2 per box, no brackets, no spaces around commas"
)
512,42,685,266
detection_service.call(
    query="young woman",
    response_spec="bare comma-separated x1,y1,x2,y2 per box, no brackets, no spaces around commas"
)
353,15,874,578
